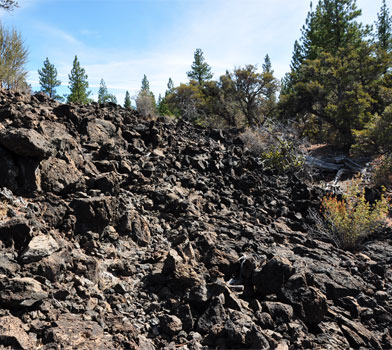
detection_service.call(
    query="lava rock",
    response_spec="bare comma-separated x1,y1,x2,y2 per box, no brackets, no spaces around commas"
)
20,234,60,263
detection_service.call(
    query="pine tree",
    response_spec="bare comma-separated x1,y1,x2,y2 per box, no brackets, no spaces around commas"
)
0,23,28,90
295,0,363,65
67,55,91,104
136,75,156,117
187,48,213,85
38,57,62,100
141,74,150,91
124,90,131,109
166,78,174,95
375,0,392,52
97,78,117,104
262,54,278,118
279,0,380,148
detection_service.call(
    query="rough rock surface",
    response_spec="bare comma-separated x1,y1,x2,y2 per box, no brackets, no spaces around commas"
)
0,88,391,349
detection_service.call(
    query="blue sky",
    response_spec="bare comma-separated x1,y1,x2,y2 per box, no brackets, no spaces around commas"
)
0,0,388,105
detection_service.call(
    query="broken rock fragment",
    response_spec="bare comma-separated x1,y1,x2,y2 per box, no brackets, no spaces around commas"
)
20,234,59,263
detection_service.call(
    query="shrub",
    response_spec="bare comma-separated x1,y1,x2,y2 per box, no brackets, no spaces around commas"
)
136,89,156,119
241,121,306,174
320,175,389,250
371,155,392,189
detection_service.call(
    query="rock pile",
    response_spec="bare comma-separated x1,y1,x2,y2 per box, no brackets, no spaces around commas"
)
0,89,391,349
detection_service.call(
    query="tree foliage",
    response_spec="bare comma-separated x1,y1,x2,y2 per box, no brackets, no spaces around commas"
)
279,0,389,149
124,90,132,109
375,0,392,52
229,63,278,127
67,55,91,104
166,81,205,122
0,23,28,90
98,78,117,104
136,74,156,118
38,57,62,100
187,48,213,85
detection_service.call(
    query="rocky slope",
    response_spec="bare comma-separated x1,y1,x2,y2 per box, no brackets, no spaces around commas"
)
0,89,391,349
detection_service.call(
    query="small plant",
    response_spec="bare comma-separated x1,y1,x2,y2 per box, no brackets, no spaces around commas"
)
241,122,306,174
261,140,305,174
320,175,389,250
371,155,392,189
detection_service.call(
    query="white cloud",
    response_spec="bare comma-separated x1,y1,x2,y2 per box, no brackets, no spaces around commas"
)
26,0,385,104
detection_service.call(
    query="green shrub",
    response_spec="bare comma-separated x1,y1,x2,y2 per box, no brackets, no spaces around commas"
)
241,123,305,174
320,176,389,250
371,155,392,189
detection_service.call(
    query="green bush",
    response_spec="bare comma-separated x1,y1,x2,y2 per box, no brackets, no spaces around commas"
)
241,123,305,174
320,176,389,250
371,155,392,189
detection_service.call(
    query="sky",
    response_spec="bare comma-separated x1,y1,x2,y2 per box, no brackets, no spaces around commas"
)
0,0,389,105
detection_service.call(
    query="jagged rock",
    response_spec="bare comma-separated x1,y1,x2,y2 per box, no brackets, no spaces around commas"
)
0,315,34,349
0,89,390,350
0,276,48,307
117,210,151,246
30,250,70,282
20,234,60,263
338,315,382,349
253,256,294,296
85,119,116,143
71,196,116,234
163,249,202,289
262,301,294,325
0,254,19,275
44,313,114,350
0,146,19,191
0,128,52,159
160,314,183,335
40,157,83,194
280,272,328,325
0,218,31,250
197,297,227,335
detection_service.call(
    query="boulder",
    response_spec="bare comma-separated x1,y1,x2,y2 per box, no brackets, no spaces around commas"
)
44,313,114,350
0,276,48,307
20,234,60,263
40,157,83,194
0,128,52,159
253,256,294,296
0,315,34,349
117,210,151,246
0,218,31,250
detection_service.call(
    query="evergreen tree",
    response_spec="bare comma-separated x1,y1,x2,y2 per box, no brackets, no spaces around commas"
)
262,54,279,118
157,93,171,116
166,77,174,95
375,0,392,52
38,57,62,100
136,74,156,117
0,23,28,90
300,0,363,60
141,74,150,91
279,0,380,148
124,90,131,109
187,48,213,85
97,78,117,104
67,55,91,104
